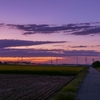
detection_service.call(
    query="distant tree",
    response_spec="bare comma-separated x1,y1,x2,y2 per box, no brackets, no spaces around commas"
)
0,61,2,64
4,62,7,64
92,61,100,68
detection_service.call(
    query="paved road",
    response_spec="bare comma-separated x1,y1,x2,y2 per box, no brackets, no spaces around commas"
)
77,67,100,100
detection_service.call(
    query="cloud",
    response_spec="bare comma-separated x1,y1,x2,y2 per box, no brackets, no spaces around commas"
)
0,39,67,48
0,23,5,27
53,45,65,47
69,45,88,48
0,48,100,57
69,45,100,48
1,22,100,36
63,50,100,56
72,27,100,35
96,45,100,47
23,32,35,35
6,23,91,35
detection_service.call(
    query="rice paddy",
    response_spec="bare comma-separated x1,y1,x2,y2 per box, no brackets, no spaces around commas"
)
0,64,85,76
0,64,87,100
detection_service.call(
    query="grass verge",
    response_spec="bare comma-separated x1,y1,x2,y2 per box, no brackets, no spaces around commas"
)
49,67,89,100
95,67,100,71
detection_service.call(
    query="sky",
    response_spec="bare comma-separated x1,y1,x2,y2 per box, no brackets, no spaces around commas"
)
0,0,100,64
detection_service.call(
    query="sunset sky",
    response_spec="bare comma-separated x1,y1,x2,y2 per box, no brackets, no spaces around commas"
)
0,0,100,64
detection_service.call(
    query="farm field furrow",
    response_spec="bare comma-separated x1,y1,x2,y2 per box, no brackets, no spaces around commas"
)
0,74,74,100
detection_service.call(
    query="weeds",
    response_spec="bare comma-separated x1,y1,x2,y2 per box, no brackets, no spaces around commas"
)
49,67,89,100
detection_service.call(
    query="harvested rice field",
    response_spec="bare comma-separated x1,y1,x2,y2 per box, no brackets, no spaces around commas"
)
0,74,74,100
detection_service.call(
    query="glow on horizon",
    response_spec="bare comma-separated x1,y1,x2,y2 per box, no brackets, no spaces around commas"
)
0,57,64,63
0,56,99,64
0,0,100,64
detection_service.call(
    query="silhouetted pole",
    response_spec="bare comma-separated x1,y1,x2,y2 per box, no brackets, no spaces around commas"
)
17,57,19,63
56,57,58,65
22,56,23,62
77,56,78,65
92,58,94,62
85,57,87,65
51,57,52,65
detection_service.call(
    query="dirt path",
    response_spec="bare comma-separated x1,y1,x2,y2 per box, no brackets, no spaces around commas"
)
77,67,100,100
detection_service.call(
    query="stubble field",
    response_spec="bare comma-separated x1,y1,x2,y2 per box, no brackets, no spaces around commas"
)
0,65,85,100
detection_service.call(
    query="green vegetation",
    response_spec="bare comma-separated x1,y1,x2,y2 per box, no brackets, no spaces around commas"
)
92,61,100,71
92,61,100,68
0,64,85,76
49,67,89,100
0,64,88,99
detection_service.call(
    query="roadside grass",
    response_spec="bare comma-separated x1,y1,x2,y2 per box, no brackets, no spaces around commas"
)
0,64,88,99
95,67,100,71
49,67,89,100
0,64,85,76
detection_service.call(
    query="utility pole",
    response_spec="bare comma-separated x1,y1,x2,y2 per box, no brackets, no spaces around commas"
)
18,57,19,62
22,56,23,62
85,57,87,65
92,58,94,63
77,56,78,65
56,57,58,65
51,57,52,65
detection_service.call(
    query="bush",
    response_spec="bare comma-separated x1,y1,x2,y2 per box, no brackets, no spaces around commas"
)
92,61,100,68
0,62,2,64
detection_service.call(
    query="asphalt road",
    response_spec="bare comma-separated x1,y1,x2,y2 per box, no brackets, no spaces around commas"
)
77,67,100,100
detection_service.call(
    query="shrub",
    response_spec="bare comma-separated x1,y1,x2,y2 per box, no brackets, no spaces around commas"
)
92,61,100,68
0,62,2,64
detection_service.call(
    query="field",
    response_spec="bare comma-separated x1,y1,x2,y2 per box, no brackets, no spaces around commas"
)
0,64,86,100
0,64,84,76
0,74,74,100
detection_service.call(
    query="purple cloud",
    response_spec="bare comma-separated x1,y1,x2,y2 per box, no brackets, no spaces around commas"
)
1,22,100,36
0,48,100,57
69,45,88,48
0,39,67,48
6,23,91,35
72,27,100,35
